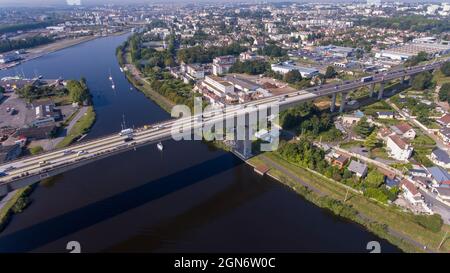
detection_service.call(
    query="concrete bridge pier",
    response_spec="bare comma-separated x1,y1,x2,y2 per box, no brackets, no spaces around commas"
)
339,92,348,113
231,110,255,160
369,83,375,97
402,76,410,85
330,93,337,112
377,82,385,100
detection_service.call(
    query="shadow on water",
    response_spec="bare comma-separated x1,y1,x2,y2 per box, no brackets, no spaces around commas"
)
0,154,238,252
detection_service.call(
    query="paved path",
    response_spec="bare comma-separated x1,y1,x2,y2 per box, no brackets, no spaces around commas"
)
259,155,325,196
0,190,18,212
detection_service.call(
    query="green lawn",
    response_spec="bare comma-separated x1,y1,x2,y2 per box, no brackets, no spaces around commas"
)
339,140,363,149
56,106,96,149
0,186,32,232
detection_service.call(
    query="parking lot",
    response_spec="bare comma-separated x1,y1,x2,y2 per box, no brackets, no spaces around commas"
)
0,92,35,129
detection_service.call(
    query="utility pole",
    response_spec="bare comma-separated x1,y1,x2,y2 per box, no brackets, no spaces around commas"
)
344,188,350,203
438,231,448,250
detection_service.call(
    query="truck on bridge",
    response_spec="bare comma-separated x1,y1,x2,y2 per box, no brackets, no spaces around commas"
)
361,76,373,83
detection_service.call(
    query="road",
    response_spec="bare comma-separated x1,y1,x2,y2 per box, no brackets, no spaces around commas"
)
0,59,447,194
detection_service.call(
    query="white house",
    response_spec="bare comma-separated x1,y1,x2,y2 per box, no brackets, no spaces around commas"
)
429,148,450,169
386,135,413,161
400,179,422,205
376,111,394,119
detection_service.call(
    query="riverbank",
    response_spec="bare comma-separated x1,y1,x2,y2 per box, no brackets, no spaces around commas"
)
0,36,98,71
247,152,450,253
0,186,33,232
117,44,175,113
1,31,131,71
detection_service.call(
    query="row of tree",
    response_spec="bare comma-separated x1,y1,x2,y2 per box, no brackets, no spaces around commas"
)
228,60,269,75
0,35,54,53
176,43,246,64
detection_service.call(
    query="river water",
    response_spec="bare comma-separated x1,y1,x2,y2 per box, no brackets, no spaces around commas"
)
0,34,400,253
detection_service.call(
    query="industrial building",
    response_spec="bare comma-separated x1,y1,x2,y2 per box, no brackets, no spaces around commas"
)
270,62,319,78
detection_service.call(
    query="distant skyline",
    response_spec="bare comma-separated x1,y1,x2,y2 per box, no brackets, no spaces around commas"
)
0,0,448,7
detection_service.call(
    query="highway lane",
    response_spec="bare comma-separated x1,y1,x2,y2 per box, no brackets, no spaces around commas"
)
0,60,447,186
0,105,256,181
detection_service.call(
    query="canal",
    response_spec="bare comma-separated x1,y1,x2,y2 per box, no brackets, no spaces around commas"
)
0,34,400,253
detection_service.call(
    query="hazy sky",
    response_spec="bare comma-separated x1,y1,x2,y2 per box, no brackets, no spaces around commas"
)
0,0,448,7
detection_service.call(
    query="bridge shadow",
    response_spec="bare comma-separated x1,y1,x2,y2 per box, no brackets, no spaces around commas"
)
105,166,269,252
0,153,242,252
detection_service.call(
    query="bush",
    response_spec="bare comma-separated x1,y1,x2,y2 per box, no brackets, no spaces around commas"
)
414,214,443,232
364,187,389,204
28,146,44,155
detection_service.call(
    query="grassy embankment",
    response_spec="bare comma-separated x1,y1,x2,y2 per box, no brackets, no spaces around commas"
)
0,186,33,232
56,106,96,149
117,46,175,113
248,152,450,253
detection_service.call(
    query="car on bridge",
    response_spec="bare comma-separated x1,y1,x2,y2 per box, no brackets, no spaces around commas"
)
63,150,76,155
77,150,88,156
39,161,50,167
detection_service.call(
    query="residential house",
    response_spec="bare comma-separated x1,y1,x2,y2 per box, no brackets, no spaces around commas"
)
400,179,423,205
409,164,429,178
429,148,450,169
386,135,413,161
377,127,393,141
331,153,350,169
378,167,398,188
390,122,416,139
347,160,368,178
376,111,394,119
437,113,450,128
342,110,365,125
436,187,450,203
438,127,450,144
427,166,450,187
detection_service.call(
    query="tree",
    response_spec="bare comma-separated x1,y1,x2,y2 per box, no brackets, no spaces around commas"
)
441,61,450,77
365,169,385,188
353,117,374,138
324,66,337,79
405,51,428,67
438,83,450,103
411,71,433,90
364,131,380,150
283,70,302,84
66,79,90,104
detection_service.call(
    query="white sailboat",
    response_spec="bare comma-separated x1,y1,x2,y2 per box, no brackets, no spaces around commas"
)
108,70,113,81
157,142,164,151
